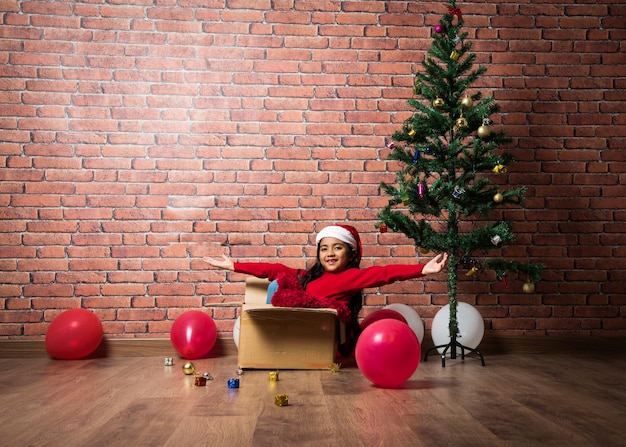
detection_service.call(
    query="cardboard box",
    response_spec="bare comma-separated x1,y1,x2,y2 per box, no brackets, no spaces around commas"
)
237,277,340,370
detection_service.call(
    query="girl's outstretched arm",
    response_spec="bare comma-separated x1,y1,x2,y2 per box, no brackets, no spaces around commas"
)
421,252,449,275
203,254,235,271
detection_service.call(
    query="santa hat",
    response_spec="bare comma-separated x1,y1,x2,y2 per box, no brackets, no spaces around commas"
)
315,224,362,260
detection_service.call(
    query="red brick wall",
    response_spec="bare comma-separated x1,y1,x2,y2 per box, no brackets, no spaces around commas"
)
1,0,625,341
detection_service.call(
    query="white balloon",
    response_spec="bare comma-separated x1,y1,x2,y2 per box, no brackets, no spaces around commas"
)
383,303,424,344
431,302,484,355
233,316,240,349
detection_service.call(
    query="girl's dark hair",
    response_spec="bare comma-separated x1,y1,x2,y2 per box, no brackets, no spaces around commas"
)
299,245,363,356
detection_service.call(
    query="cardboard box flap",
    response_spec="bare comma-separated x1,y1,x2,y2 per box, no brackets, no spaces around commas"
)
242,303,338,316
244,277,270,304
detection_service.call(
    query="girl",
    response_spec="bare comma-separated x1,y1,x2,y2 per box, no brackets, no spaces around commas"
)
204,224,448,355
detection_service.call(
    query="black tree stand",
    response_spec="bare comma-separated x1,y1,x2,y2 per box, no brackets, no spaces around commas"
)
423,259,486,368
423,334,485,367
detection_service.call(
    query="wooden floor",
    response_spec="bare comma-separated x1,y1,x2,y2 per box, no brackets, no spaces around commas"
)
1,348,625,447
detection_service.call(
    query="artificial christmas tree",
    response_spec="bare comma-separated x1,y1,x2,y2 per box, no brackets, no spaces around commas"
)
377,0,543,366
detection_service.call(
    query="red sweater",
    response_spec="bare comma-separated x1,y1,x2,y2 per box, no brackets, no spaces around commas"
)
234,262,425,310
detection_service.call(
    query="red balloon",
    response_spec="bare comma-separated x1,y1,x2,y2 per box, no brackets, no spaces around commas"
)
355,319,421,388
170,311,217,359
45,309,103,360
360,309,407,332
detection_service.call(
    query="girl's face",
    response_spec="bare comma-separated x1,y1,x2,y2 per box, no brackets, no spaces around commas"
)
318,237,355,273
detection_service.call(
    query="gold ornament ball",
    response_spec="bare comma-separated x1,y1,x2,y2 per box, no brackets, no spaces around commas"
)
182,362,196,375
477,125,491,138
456,117,468,128
419,247,430,255
492,164,507,174
522,282,536,294
461,96,473,109
433,98,445,108
493,192,504,203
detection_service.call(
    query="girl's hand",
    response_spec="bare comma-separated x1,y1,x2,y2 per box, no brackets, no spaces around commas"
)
202,255,235,271
422,252,448,275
